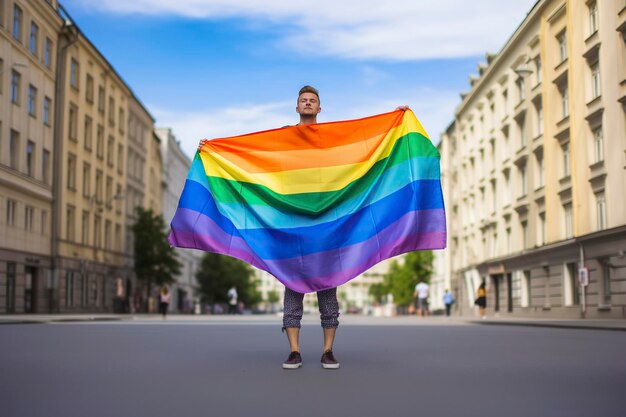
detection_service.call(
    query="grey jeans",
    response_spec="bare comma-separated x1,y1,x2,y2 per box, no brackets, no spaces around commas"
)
282,287,339,329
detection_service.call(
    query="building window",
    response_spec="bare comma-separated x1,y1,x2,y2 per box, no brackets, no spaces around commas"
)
96,125,104,158
117,144,124,174
98,86,105,113
26,140,35,176
557,30,567,62
11,70,21,104
66,204,76,241
95,170,103,203
28,84,37,116
84,116,93,151
564,203,573,239
588,1,598,35
43,97,51,125
592,126,603,163
10,129,19,170
534,56,542,85
535,152,544,188
86,74,94,103
562,143,570,177
12,4,22,42
94,215,102,248
519,164,527,196
108,97,115,126
107,136,114,166
25,205,34,231
105,220,112,250
119,108,125,133
590,62,601,100
506,227,512,253
42,149,50,184
82,211,90,245
67,153,77,190
596,192,606,230
538,212,546,245
70,59,79,89
6,199,17,226
106,176,113,208
44,38,52,68
69,104,78,141
29,21,38,55
82,162,91,197
560,86,569,118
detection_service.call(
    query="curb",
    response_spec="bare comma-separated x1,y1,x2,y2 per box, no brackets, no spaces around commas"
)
469,320,626,332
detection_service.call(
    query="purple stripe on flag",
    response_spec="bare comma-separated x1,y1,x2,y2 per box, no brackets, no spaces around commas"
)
169,207,445,293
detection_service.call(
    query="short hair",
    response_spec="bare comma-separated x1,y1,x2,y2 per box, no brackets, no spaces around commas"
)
298,85,320,102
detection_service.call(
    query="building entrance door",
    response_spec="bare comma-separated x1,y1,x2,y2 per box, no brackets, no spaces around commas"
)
492,274,501,312
507,273,513,313
24,267,38,313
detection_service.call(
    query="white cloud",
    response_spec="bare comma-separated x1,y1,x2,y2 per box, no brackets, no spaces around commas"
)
153,88,458,158
67,0,537,60
152,101,295,158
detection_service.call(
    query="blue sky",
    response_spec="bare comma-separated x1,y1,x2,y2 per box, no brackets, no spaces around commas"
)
61,0,536,158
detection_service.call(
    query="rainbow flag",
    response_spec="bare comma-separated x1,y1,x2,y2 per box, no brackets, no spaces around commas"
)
168,110,446,293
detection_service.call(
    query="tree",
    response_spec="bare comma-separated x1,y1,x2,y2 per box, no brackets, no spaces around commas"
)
195,252,261,307
381,251,434,308
132,207,181,307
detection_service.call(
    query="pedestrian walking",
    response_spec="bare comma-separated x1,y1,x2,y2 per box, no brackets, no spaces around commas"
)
443,289,455,317
414,280,430,317
475,281,487,319
227,286,238,314
159,286,171,319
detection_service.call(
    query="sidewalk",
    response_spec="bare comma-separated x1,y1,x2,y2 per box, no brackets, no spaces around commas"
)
469,316,626,332
1,313,625,330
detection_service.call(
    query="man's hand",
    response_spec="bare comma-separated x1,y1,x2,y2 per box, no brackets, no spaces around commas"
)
198,139,209,151
395,105,410,111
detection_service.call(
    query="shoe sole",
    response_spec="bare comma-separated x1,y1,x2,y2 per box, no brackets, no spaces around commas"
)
282,363,302,369
321,363,340,369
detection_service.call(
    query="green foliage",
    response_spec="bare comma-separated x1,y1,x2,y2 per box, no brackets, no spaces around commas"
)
376,251,434,307
132,207,181,296
266,290,280,304
195,252,261,307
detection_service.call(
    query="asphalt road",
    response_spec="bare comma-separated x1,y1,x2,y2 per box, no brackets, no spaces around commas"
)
1,318,625,417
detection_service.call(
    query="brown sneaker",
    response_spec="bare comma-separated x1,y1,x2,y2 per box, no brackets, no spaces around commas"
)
282,351,302,369
320,350,340,369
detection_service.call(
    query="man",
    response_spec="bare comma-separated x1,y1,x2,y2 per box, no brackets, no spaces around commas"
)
281,85,341,370
443,289,455,317
227,286,238,314
200,86,408,369
414,280,430,317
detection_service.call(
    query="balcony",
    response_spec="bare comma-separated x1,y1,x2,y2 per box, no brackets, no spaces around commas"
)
558,175,572,202
588,160,607,192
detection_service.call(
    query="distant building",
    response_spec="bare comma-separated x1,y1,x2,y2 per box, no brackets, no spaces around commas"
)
438,0,626,318
157,127,202,313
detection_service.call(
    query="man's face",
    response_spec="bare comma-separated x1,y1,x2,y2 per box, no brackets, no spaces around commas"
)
296,92,321,116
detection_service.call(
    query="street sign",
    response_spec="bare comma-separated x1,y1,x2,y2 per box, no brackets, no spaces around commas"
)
578,267,589,287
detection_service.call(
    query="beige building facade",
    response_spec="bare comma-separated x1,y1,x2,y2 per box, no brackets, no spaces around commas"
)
0,0,60,313
1,0,160,313
440,0,626,319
